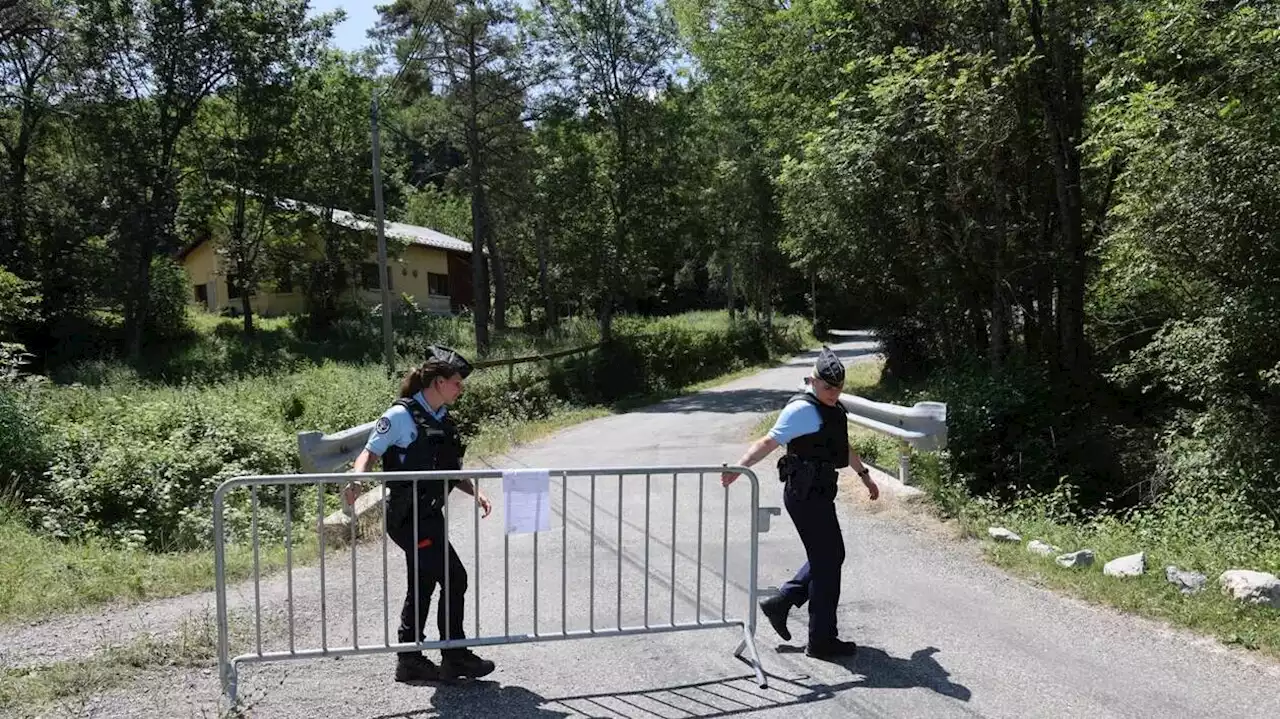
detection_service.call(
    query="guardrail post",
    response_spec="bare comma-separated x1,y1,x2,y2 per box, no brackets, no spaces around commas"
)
898,440,911,485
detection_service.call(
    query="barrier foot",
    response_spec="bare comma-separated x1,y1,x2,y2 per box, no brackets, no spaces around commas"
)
221,662,240,715
733,624,768,689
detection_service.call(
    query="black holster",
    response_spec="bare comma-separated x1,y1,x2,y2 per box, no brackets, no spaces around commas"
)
778,455,832,499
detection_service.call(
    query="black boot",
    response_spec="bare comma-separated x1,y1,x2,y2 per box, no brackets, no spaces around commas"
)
759,594,793,641
441,648,496,680
395,652,442,684
805,638,858,660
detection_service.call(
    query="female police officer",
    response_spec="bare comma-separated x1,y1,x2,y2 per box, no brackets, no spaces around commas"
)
721,347,879,660
344,345,496,684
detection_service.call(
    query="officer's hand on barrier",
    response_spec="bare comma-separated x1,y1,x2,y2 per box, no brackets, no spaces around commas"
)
343,481,363,508
720,471,739,487
476,491,493,518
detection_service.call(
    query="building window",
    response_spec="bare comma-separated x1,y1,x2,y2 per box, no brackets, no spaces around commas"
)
427,272,449,297
361,263,392,291
195,284,209,305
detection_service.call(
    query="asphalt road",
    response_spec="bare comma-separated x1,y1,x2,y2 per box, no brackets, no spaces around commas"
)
47,334,1280,718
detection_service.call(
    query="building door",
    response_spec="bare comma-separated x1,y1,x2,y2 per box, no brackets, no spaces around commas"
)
447,252,474,313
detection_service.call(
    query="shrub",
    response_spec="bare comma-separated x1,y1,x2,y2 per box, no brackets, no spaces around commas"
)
550,314,807,404
147,257,194,342
15,311,811,550
0,382,48,500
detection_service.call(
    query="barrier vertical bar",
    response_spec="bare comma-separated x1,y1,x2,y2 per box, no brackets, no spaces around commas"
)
617,473,623,630
475,477,481,639
534,478,540,637
696,472,704,624
285,486,294,654
252,485,261,656
644,473,650,628
444,477,451,643
351,480,358,650
413,479,420,650
561,470,568,637
722,482,729,622
213,484,232,703
318,482,327,652
504,484,510,637
382,480,389,648
590,473,596,634
671,472,678,626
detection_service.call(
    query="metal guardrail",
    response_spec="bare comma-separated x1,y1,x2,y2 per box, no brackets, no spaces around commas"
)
212,465,772,707
838,394,948,485
296,344,600,475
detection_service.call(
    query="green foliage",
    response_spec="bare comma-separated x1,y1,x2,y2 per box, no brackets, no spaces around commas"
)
5,311,806,551
145,256,193,341
550,313,808,404
0,268,41,338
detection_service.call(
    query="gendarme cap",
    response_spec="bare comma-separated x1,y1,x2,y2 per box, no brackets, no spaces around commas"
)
429,344,473,379
814,346,845,386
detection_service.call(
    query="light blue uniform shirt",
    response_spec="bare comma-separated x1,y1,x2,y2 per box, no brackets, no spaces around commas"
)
768,390,825,445
364,391,448,456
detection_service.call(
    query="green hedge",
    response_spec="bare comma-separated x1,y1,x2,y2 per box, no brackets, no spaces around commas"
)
2,312,812,551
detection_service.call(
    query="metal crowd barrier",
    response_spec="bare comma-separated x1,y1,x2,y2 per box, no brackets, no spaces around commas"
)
212,465,773,707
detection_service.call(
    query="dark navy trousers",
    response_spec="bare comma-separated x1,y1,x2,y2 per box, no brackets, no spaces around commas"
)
777,484,846,643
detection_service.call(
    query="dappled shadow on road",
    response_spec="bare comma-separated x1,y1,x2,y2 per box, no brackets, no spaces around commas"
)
370,681,572,718
631,388,798,415
778,644,972,702
369,646,969,717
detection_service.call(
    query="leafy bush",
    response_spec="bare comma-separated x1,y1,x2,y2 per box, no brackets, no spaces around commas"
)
11,311,811,551
551,314,808,404
0,383,49,500
0,268,40,340
147,257,194,341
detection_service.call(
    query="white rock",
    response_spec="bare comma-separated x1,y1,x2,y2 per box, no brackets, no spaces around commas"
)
1056,549,1095,569
1165,566,1207,595
1219,570,1280,608
988,527,1022,543
1027,540,1060,557
1104,552,1146,578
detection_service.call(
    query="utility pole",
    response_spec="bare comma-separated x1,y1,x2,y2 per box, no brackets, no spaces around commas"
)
371,93,395,377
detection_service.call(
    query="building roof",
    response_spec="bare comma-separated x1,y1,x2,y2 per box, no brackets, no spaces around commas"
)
178,193,475,260
275,198,474,254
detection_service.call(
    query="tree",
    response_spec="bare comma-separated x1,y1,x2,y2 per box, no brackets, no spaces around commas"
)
377,0,548,354
289,48,397,335
185,0,330,334
0,0,71,277
535,0,677,341
76,0,248,359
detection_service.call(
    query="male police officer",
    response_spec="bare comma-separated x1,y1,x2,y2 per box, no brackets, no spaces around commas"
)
721,347,878,659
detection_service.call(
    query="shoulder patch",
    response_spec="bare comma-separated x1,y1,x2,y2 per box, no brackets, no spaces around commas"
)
375,416,392,434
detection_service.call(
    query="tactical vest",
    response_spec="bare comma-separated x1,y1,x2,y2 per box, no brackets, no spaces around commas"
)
382,397,465,515
783,392,850,469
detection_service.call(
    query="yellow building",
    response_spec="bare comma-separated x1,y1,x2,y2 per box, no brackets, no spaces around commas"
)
178,201,475,318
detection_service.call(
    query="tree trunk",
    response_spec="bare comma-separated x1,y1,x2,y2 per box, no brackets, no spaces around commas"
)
537,222,555,328
487,230,506,331
467,127,491,355
464,30,491,353
1026,0,1088,383
233,190,255,335
990,276,1005,372
123,238,154,361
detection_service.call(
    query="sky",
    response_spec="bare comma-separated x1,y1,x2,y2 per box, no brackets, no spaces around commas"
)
308,0,381,53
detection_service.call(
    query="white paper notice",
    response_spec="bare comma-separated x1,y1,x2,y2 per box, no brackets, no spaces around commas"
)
502,469,552,535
